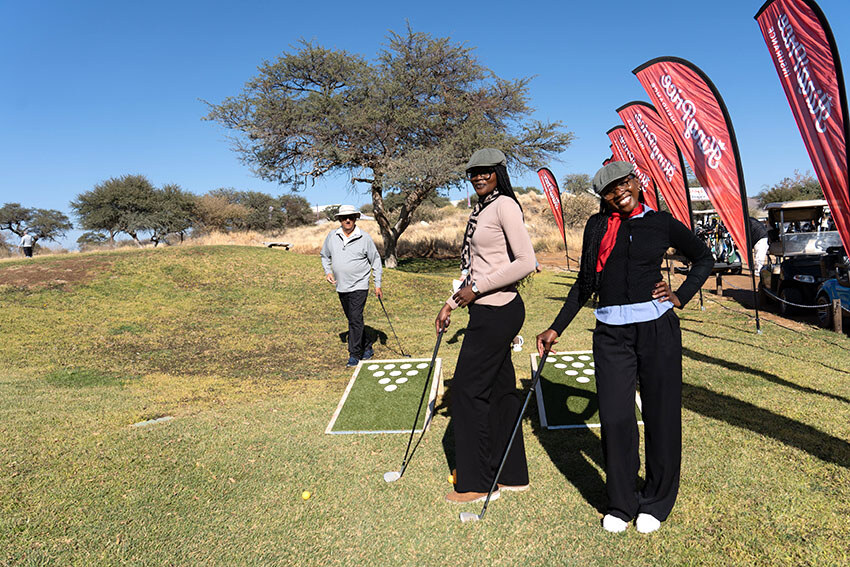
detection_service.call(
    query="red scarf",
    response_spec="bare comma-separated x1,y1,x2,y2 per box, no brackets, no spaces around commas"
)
596,204,644,272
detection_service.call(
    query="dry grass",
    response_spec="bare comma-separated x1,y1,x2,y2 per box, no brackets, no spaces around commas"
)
280,192,591,259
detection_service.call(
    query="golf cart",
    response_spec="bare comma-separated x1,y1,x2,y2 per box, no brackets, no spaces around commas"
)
759,200,842,315
815,245,850,329
688,209,743,274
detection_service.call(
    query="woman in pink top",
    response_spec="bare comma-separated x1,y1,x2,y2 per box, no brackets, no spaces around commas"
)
435,148,537,504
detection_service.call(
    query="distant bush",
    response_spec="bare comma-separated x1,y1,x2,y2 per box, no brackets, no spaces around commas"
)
561,193,600,228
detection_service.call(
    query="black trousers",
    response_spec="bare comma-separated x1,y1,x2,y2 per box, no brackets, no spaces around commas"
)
592,309,682,522
452,295,528,493
338,289,369,358
23,247,33,258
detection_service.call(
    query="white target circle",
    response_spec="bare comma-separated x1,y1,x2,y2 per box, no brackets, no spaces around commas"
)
395,377,408,384
378,378,391,385
565,370,578,376
578,355,591,361
576,376,591,384
384,364,396,370
367,364,380,370
416,363,429,369
561,356,574,362
374,371,385,377
583,369,594,375
554,363,567,369
384,385,397,392
406,370,418,376
571,362,585,368
389,370,402,376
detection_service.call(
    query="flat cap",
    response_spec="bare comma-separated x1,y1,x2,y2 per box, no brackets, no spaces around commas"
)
465,148,507,171
592,161,635,194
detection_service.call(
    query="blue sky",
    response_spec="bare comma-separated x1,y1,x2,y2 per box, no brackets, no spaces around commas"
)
1,0,848,248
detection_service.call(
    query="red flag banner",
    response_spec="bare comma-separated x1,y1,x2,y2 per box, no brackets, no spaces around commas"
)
606,126,660,210
633,57,751,265
609,140,626,162
537,167,566,245
617,101,692,229
756,0,850,255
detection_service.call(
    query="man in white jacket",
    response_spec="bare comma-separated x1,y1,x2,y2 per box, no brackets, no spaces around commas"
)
320,205,383,367
20,230,36,258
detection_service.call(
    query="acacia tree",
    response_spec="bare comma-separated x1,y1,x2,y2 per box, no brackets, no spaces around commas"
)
561,173,592,195
71,175,159,245
206,27,573,267
0,203,72,241
148,184,197,246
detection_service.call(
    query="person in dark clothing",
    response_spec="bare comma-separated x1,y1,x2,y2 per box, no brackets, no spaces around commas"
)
435,148,537,504
537,161,712,534
748,216,769,274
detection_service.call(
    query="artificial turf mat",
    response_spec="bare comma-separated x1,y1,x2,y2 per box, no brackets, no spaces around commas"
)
532,351,642,429
326,358,442,434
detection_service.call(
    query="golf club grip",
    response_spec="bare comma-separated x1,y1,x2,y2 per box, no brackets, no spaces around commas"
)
478,351,550,518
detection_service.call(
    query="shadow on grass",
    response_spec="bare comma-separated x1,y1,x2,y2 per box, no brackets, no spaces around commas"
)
439,377,607,513
338,326,389,350
682,382,850,468
682,327,850,378
529,420,607,512
446,328,466,345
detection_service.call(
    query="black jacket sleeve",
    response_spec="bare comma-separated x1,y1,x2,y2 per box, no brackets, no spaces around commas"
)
548,219,597,335
669,217,713,306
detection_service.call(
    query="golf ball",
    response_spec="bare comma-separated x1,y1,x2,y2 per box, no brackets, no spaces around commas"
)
302,491,311,500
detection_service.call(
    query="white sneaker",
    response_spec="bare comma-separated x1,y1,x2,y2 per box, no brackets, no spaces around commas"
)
636,513,661,534
602,514,628,533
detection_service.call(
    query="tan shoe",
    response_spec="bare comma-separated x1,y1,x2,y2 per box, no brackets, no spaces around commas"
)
497,483,530,492
445,489,500,504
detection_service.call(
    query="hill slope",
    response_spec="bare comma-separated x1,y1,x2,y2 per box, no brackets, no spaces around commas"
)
1,247,848,566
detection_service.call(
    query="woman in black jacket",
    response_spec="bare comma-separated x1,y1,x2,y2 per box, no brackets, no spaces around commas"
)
537,161,712,534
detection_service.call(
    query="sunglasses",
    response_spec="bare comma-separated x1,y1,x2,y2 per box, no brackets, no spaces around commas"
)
466,168,495,180
602,175,636,198
338,215,358,221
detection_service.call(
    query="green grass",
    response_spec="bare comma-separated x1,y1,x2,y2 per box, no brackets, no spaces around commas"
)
330,359,437,432
1,246,849,566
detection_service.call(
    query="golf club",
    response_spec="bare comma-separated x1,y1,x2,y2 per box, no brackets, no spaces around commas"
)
383,326,445,483
378,296,410,357
459,350,550,523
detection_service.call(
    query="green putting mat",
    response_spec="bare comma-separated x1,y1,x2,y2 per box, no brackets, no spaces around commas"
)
326,358,442,434
532,351,643,429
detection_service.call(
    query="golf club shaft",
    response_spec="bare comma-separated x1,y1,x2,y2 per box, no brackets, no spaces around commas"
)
475,350,550,521
396,327,444,477
378,296,408,357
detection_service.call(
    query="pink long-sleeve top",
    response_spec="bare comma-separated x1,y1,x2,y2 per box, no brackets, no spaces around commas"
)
446,195,537,309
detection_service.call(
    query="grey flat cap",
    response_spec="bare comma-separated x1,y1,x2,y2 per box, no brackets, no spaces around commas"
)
592,161,635,194
465,148,507,171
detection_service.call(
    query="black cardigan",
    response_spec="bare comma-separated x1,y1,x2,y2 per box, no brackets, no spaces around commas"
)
549,209,713,335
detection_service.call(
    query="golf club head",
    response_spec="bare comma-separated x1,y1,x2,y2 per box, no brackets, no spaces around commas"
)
459,512,481,523
383,471,401,483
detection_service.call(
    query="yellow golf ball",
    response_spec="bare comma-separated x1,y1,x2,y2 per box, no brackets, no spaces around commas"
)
447,474,454,484
301,491,311,500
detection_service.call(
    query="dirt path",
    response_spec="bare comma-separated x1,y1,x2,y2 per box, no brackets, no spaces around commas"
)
0,256,115,289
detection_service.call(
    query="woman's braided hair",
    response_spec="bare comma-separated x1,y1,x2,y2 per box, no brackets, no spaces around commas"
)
577,183,646,301
494,165,522,213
